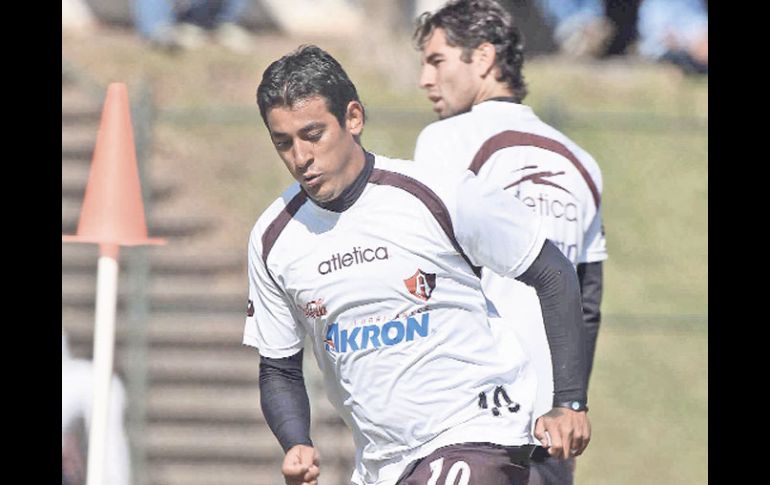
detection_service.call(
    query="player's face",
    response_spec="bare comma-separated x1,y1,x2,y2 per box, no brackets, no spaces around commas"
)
266,96,365,203
419,28,483,119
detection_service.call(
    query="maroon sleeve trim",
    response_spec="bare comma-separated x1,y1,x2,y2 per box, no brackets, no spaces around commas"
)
469,130,601,208
261,190,308,265
369,168,481,278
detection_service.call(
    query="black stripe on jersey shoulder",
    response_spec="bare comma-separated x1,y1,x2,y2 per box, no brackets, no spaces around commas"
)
261,190,308,265
369,168,481,278
469,130,601,209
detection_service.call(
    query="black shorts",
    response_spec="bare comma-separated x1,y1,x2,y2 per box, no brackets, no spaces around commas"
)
394,442,547,485
528,457,575,485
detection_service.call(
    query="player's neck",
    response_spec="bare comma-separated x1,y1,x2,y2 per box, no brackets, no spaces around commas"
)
474,81,516,106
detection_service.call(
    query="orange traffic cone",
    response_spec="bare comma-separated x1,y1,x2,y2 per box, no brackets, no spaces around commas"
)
63,83,165,251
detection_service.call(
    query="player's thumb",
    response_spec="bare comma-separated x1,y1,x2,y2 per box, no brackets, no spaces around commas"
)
312,447,320,467
533,417,548,447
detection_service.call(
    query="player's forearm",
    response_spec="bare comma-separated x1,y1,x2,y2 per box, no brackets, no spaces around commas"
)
577,261,603,387
516,239,588,406
259,350,313,452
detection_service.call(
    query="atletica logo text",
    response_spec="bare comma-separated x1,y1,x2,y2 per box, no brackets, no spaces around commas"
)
317,246,389,275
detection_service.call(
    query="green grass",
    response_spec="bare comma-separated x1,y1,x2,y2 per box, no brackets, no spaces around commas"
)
63,30,707,485
571,127,707,315
579,321,707,485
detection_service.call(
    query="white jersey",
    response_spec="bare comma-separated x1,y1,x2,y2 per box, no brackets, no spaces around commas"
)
414,100,607,425
243,153,546,485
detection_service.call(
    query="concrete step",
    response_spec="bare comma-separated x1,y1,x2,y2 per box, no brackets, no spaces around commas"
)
61,124,97,146
146,463,284,485
65,345,257,383
145,422,355,463
147,457,353,485
62,82,100,104
60,122,154,156
62,294,242,314
61,268,244,293
62,87,102,124
62,109,101,125
62,163,175,202
61,243,244,276
61,155,92,168
61,127,97,160
147,385,260,423
145,383,346,423
62,273,244,313
146,348,258,383
62,213,214,240
62,197,218,239
62,310,245,347
64,344,346,423
146,423,279,462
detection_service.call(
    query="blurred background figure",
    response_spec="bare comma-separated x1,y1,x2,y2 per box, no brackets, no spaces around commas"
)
637,0,707,74
62,332,131,485
131,0,255,53
537,0,707,74
62,0,99,35
537,0,616,58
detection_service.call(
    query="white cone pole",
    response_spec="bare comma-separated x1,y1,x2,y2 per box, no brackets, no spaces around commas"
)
86,247,120,485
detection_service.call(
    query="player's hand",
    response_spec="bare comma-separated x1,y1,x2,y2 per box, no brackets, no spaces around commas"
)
282,444,320,485
534,407,591,459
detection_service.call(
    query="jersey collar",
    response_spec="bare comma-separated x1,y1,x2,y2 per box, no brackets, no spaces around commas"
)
473,99,535,119
483,96,519,103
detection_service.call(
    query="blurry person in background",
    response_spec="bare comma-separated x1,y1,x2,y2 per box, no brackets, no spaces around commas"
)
535,0,707,74
131,0,255,53
62,332,131,485
636,0,707,74
62,0,98,36
536,0,616,58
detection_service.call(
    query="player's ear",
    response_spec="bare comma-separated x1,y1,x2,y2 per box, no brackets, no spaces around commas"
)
346,101,365,136
475,42,497,78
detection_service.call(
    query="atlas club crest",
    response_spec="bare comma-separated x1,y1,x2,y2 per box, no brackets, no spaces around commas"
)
404,269,436,301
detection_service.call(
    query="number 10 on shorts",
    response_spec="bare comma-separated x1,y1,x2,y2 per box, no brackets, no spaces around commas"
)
427,457,471,485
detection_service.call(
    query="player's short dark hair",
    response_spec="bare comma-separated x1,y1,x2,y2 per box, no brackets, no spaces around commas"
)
256,44,365,128
413,0,528,102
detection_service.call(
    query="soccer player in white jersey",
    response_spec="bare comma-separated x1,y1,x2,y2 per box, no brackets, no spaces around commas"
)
244,45,591,485
412,2,608,484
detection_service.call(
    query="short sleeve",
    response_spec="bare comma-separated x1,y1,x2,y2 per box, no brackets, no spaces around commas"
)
242,227,306,358
453,172,547,278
